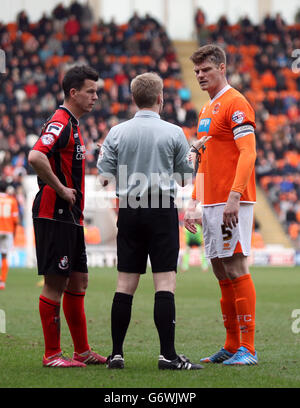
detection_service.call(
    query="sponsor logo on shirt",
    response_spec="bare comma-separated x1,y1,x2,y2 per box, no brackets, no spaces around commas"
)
45,122,64,136
232,110,245,124
198,118,211,133
41,134,55,145
223,242,231,250
76,144,86,160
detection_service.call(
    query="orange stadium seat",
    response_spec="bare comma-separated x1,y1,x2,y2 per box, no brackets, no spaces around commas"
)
21,32,33,43
117,55,129,64
119,23,129,31
14,225,26,247
229,24,240,32
110,102,124,115
288,223,300,240
129,55,141,65
140,55,153,65
207,24,217,31
6,22,17,32
103,78,114,92
260,176,271,190
285,150,299,167
226,45,237,54
84,226,101,245
89,29,103,42
54,31,64,41
260,70,277,89
251,231,265,249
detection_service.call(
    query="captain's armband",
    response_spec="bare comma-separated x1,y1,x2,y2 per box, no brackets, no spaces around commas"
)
233,124,255,140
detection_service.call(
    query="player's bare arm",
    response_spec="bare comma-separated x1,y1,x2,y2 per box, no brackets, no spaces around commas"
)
223,133,256,229
28,150,77,205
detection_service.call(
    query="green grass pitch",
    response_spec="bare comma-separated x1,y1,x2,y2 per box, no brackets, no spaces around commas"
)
1,265,300,389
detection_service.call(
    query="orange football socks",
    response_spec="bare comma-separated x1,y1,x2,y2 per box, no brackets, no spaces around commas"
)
1,258,8,282
219,279,240,354
231,274,256,355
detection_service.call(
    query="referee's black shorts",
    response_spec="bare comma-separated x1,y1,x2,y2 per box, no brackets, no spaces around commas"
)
33,218,88,276
117,198,179,274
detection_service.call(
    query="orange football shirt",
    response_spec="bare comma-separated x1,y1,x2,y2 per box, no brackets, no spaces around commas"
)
0,193,19,233
192,86,256,205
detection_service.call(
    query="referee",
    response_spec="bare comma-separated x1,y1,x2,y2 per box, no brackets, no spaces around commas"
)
97,72,209,370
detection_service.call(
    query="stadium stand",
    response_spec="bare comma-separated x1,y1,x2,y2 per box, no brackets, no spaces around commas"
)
0,3,199,176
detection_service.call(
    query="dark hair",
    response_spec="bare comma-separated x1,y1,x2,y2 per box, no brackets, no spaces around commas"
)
0,180,7,193
62,65,99,98
190,44,226,67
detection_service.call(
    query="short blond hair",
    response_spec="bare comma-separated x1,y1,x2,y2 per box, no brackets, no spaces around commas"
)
130,72,163,108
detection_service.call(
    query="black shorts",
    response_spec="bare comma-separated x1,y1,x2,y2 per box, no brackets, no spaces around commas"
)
117,201,179,274
33,218,88,276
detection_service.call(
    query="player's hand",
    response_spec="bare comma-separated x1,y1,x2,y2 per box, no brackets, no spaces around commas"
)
184,200,203,233
59,186,77,206
192,136,212,151
223,191,241,228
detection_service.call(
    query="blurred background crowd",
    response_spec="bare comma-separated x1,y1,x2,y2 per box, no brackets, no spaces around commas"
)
0,2,300,248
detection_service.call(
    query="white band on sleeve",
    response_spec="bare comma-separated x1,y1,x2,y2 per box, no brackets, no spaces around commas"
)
233,124,255,140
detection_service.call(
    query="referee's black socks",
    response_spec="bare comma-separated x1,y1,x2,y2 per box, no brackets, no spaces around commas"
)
154,291,177,361
111,292,133,357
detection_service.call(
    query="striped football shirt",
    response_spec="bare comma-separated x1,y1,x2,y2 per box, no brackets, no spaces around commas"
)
32,106,85,226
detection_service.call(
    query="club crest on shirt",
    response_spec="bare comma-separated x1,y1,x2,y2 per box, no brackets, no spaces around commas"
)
232,110,245,124
41,134,55,145
212,102,221,114
45,122,64,136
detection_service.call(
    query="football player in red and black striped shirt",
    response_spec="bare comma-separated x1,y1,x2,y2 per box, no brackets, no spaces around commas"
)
28,65,107,367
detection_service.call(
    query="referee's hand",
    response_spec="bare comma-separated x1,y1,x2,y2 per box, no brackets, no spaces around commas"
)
184,211,202,234
192,135,212,151
184,216,198,234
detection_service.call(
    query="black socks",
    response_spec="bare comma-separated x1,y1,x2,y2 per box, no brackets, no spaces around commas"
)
154,291,177,360
111,290,177,361
111,292,133,357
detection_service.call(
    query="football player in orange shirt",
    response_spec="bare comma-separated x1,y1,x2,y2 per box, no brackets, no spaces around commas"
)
0,181,19,290
184,45,257,365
